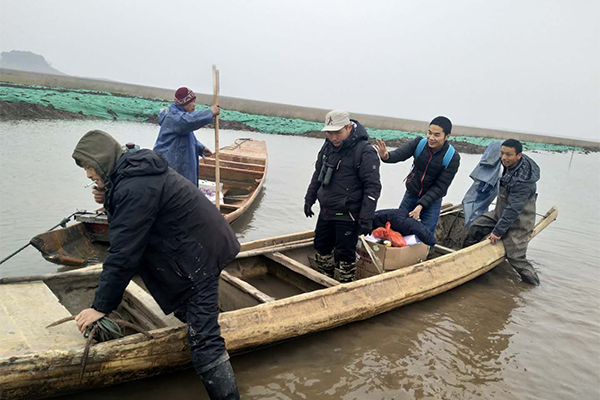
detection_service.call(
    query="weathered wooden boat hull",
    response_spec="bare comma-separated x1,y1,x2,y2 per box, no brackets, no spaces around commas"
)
29,138,268,267
0,206,557,399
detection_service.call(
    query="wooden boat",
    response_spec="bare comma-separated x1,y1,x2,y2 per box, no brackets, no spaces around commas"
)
0,205,558,399
29,138,268,267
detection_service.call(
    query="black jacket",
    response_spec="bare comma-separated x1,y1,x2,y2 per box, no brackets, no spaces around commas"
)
305,120,381,223
373,208,437,246
93,149,240,315
383,138,460,208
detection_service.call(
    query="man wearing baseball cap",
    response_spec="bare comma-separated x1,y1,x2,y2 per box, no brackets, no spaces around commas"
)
304,110,381,282
154,87,220,186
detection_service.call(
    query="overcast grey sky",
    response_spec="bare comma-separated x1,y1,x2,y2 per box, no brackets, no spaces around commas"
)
1,0,598,140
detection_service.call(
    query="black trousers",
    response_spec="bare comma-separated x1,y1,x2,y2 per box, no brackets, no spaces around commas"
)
314,215,359,263
174,275,229,374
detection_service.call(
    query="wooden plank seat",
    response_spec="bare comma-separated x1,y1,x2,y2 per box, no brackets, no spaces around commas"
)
219,203,242,212
0,281,86,357
198,164,264,183
210,153,266,165
265,252,340,288
221,270,275,303
201,158,265,172
121,281,182,329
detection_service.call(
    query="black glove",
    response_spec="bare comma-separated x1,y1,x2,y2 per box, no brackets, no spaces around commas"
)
304,203,314,218
359,219,373,235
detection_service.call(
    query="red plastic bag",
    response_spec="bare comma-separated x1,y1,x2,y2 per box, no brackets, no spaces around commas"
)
372,222,407,247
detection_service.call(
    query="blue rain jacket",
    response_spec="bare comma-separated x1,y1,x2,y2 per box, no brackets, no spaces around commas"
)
154,104,213,186
462,142,502,227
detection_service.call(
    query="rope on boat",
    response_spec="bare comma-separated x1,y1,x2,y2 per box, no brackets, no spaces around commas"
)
0,211,83,265
219,137,252,151
47,315,155,380
84,317,124,342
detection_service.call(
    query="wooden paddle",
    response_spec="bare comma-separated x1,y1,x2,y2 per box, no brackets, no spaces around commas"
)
212,65,221,210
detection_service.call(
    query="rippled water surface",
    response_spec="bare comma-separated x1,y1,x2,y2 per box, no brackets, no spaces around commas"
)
1,120,598,399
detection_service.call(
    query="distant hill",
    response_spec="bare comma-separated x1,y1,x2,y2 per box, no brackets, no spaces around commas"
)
0,50,66,76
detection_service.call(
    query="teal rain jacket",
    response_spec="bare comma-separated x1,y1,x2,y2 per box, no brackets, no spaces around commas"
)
154,103,213,186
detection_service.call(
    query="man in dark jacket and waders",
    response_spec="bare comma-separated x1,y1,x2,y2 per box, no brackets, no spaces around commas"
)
464,139,541,285
72,130,241,399
374,116,460,236
304,110,382,282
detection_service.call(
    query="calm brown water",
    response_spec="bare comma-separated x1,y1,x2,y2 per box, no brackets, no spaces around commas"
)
1,120,598,399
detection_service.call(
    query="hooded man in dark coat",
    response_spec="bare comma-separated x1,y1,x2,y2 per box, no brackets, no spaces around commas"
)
72,130,241,399
304,110,381,282
464,139,541,285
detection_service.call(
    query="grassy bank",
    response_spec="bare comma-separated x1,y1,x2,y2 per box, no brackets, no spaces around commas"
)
0,83,592,154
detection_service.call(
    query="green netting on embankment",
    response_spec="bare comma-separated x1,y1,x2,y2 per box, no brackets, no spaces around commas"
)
0,84,170,121
0,83,587,153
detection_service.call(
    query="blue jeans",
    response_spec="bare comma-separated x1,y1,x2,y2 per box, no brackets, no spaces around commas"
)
399,193,442,236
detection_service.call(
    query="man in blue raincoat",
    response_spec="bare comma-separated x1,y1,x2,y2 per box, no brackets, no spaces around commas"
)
461,141,502,227
154,87,220,186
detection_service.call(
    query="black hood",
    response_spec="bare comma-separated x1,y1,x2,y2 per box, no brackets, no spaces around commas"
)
111,149,169,185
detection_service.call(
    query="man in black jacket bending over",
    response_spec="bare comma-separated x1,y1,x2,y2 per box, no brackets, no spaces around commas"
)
72,130,241,400
304,110,381,283
374,116,460,236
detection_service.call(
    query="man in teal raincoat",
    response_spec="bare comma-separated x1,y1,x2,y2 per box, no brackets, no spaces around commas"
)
154,87,219,186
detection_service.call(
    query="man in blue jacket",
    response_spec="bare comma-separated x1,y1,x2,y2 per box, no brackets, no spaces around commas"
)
154,87,220,186
73,130,241,399
374,116,460,236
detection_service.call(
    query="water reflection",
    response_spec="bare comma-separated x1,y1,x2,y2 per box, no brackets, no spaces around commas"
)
229,263,527,400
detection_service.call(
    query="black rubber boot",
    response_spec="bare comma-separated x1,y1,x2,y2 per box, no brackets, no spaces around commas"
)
200,360,240,400
519,269,540,286
315,252,335,278
334,260,357,283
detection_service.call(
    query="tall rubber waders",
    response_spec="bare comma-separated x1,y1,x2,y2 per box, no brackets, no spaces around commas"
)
213,65,221,211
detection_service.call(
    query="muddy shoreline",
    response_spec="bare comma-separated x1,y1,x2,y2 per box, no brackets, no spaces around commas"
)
2,96,597,154
0,100,492,154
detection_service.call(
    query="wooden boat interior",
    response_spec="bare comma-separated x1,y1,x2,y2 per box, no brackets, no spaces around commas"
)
29,214,109,267
4,206,470,360
198,139,267,217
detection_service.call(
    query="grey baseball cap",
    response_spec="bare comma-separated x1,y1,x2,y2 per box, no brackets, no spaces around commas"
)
322,110,351,131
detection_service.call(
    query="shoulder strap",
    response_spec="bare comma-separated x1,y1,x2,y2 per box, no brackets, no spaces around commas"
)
442,144,455,169
414,137,427,159
414,138,455,169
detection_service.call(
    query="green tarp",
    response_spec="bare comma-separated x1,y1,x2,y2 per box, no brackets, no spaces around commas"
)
0,83,585,153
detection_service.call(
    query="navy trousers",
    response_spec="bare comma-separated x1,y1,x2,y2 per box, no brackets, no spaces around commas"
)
399,192,442,236
174,276,229,374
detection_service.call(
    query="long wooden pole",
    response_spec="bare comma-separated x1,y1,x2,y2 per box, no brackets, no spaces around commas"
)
212,65,221,211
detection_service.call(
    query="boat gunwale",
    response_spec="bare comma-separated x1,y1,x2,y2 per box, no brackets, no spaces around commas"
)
0,206,558,399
